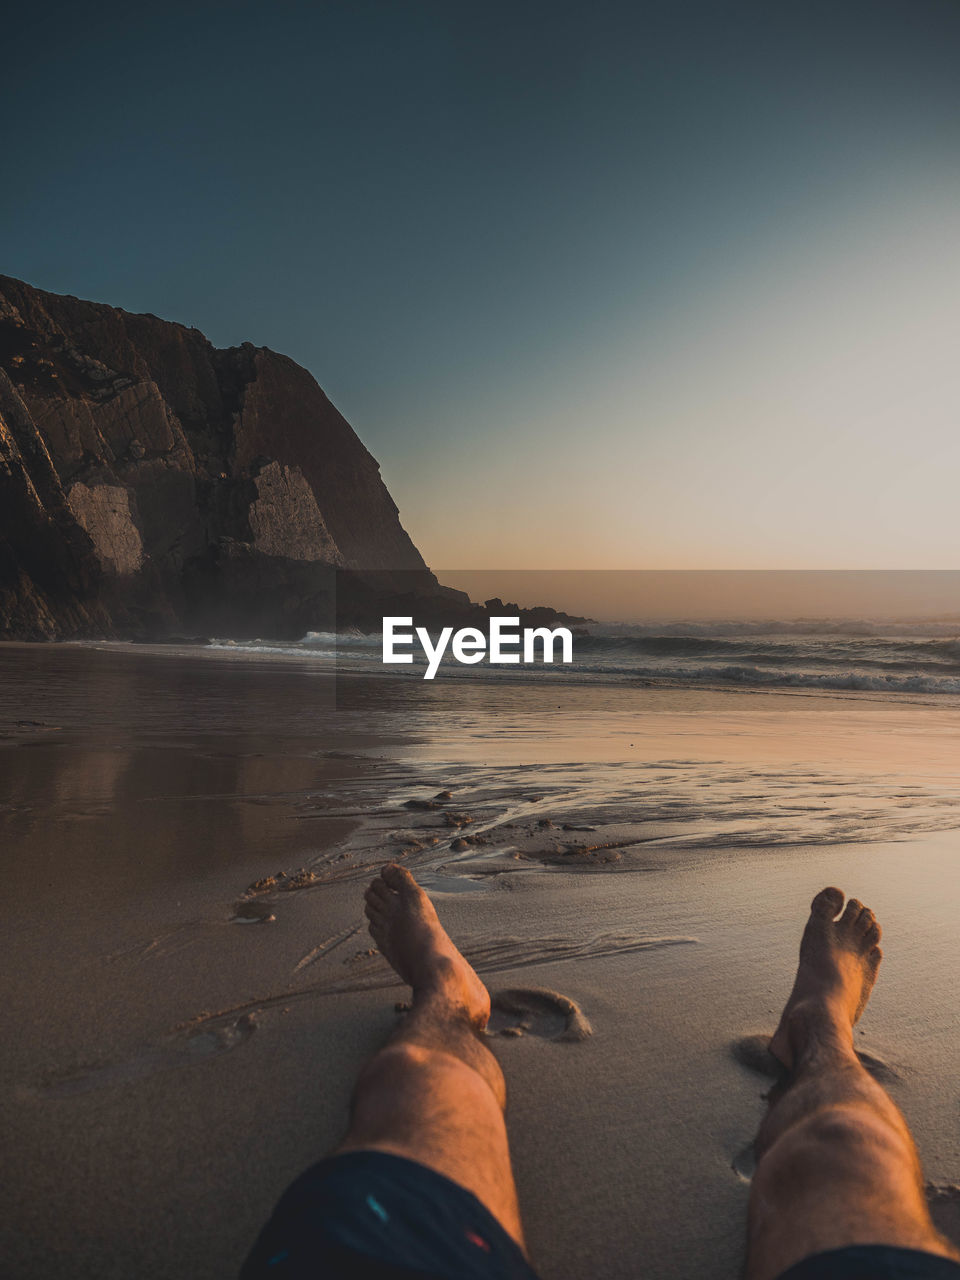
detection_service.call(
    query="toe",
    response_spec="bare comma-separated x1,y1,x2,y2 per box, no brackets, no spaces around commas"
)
811,887,844,918
382,863,418,894
868,944,883,967
840,897,863,924
864,921,881,947
366,879,392,903
854,906,875,935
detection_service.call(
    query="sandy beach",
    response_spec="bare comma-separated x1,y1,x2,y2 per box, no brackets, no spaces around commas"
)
2,642,960,1279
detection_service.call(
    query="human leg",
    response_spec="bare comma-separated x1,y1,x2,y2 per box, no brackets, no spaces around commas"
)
337,863,525,1248
747,888,959,1280
242,864,533,1279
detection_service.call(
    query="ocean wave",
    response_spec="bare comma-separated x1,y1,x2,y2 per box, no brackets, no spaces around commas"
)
586,619,960,639
574,634,960,673
204,622,960,696
300,630,381,648
206,640,338,658
619,663,960,694
206,630,383,659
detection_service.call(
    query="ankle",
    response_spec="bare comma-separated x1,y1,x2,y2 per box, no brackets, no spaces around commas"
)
411,964,488,1025
786,999,857,1071
411,953,460,999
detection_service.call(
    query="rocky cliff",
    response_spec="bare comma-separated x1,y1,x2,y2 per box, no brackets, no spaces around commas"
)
0,275,445,639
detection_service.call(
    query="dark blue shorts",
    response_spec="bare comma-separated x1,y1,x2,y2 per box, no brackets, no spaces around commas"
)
241,1150,540,1279
780,1245,960,1279
241,1150,960,1280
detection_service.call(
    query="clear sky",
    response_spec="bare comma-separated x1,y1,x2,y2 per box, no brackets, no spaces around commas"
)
4,1,960,572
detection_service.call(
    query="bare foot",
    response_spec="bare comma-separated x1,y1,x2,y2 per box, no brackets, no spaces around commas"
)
364,864,490,1028
768,887,883,1072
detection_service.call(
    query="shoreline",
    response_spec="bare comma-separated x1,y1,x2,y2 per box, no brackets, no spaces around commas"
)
5,635,960,712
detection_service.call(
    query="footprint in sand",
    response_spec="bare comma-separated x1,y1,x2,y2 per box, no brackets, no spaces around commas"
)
730,1033,899,1084
731,1142,757,1183
30,1013,259,1099
488,987,592,1043
232,900,277,924
927,1184,960,1247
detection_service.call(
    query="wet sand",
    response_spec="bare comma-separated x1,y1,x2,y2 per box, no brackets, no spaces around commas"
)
2,642,960,1278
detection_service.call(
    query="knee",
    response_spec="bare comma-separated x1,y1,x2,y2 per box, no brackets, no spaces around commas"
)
799,1104,912,1164
355,1039,507,1112
758,1104,917,1196
354,1042,435,1093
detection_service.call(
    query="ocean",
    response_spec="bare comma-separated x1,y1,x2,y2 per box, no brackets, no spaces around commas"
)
206,619,960,698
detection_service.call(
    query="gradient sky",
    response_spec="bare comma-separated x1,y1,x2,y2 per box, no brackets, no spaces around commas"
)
4,1,960,571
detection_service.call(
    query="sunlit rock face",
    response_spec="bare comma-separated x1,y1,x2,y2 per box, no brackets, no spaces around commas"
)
0,275,431,639
65,482,144,576
248,462,344,565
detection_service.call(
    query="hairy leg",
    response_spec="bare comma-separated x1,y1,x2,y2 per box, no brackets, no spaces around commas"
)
336,864,526,1250
747,888,958,1280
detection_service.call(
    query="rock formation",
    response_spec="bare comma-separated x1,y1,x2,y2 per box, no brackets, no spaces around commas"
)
0,275,446,639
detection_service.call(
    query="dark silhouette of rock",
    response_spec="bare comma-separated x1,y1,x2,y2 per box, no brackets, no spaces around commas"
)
0,276,438,639
0,276,588,641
